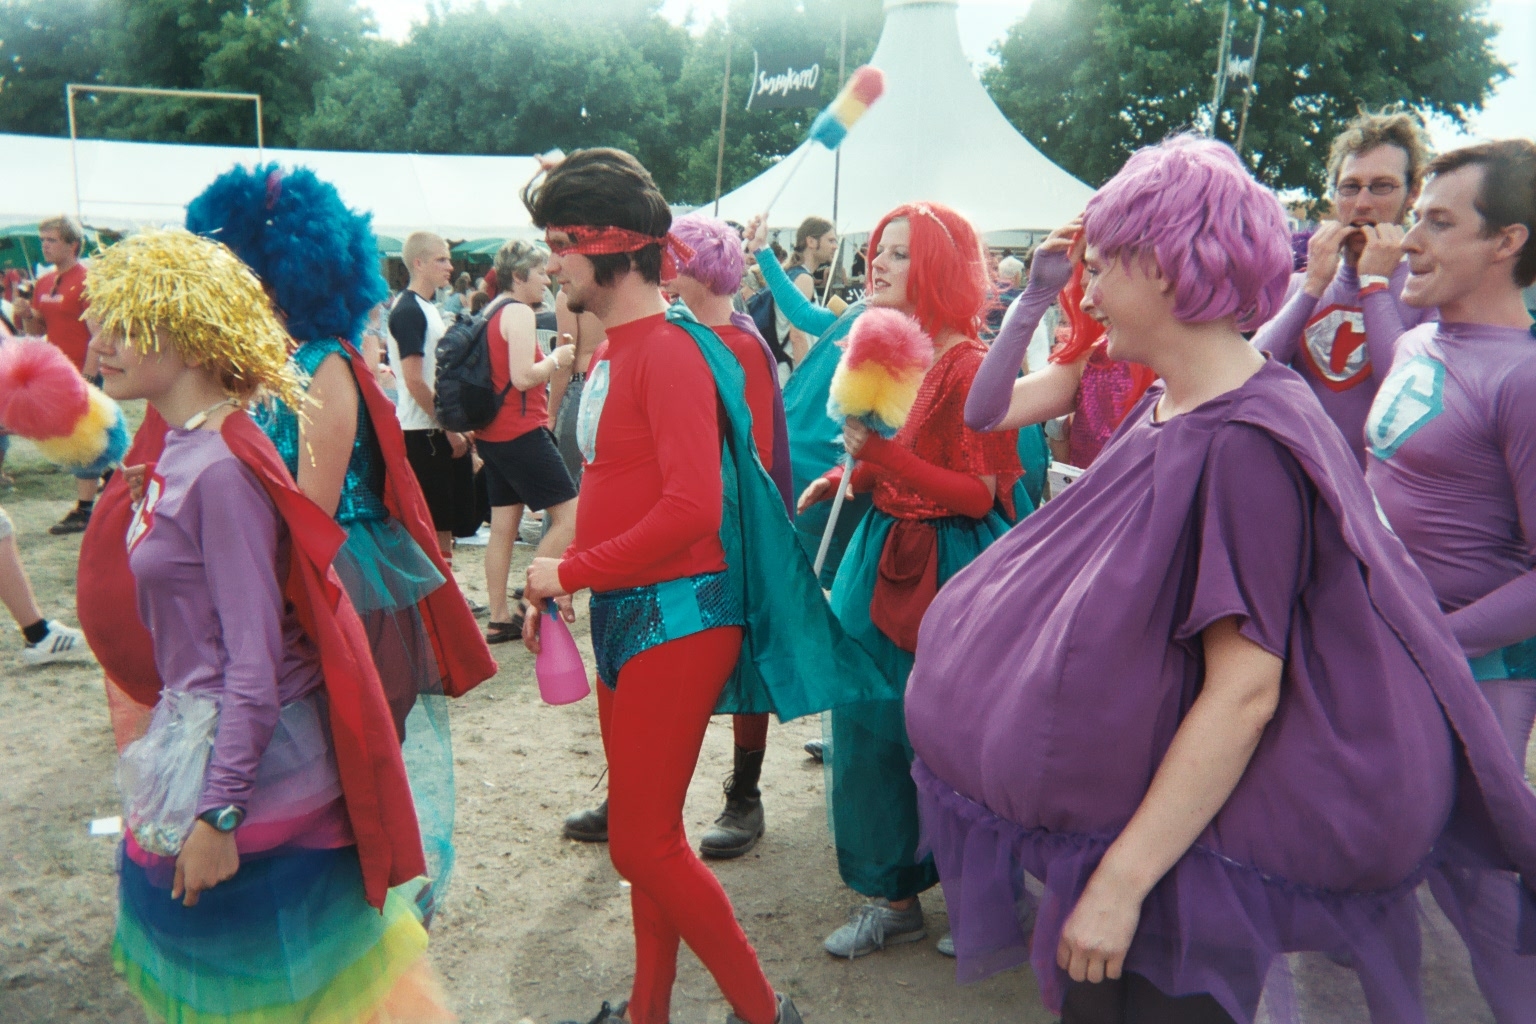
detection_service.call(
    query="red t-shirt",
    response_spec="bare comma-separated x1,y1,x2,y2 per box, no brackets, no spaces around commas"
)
713,324,775,470
559,313,726,594
479,300,549,443
34,262,90,370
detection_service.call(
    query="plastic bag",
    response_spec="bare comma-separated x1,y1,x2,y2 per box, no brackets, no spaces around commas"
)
116,689,221,856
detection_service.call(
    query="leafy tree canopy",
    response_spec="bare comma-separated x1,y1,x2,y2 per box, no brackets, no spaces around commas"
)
983,0,1509,198
0,0,1514,206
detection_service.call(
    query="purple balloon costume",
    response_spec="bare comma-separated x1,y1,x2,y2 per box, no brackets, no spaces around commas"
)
906,360,1536,1022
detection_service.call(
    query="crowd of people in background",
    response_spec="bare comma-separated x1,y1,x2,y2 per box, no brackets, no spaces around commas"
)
2,104,1536,1024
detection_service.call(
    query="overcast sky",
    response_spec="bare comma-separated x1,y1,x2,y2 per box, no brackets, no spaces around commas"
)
363,0,1534,146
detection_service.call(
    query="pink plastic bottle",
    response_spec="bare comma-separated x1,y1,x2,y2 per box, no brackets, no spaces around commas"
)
536,600,591,705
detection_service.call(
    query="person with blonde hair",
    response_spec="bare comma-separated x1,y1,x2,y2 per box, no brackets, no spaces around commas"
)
1253,109,1437,465
87,228,453,1024
479,239,577,643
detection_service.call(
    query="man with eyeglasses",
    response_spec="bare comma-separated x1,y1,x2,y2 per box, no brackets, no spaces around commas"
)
1254,110,1436,466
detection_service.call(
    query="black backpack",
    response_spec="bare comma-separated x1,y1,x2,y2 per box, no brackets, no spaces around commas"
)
434,296,515,432
746,287,794,376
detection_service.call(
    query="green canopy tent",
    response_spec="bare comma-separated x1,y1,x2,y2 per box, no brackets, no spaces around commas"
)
450,238,507,260
375,235,404,258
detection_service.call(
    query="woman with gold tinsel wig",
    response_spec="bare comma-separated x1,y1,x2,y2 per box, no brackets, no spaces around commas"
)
91,229,454,1024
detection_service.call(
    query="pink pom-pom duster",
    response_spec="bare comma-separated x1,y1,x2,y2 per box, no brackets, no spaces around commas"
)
842,307,931,374
0,340,90,439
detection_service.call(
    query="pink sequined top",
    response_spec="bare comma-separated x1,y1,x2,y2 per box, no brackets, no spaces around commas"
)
1068,343,1142,469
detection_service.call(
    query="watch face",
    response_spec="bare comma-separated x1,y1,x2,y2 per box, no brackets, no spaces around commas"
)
214,806,244,832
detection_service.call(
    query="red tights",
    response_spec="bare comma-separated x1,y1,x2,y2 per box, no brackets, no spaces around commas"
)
597,627,778,1024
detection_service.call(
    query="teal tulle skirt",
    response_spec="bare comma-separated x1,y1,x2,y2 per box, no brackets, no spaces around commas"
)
824,507,1013,901
334,516,456,925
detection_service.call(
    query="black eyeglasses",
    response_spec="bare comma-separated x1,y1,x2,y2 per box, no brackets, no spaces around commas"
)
1333,182,1403,197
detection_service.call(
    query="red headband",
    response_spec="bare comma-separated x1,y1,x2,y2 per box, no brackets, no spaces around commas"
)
545,225,696,279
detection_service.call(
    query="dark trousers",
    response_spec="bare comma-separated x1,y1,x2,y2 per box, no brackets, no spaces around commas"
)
1062,973,1237,1024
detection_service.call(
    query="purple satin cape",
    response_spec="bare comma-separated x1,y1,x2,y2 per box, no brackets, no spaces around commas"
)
729,310,794,513
906,359,1536,1022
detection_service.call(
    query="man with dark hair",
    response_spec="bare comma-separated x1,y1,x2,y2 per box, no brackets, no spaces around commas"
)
1366,138,1536,1021
1254,109,1436,465
520,148,803,1024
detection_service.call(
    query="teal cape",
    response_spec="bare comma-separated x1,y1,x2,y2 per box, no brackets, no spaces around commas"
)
667,306,895,720
781,301,874,585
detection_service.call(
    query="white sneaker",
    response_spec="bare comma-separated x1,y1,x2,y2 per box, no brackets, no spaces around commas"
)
22,621,89,666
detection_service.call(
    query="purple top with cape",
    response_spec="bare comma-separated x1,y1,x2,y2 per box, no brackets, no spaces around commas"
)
906,359,1536,1023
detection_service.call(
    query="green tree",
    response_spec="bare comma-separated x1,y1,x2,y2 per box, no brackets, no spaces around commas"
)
0,0,107,136
59,0,375,146
983,0,1509,197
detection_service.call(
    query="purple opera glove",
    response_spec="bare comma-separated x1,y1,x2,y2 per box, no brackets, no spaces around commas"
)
965,249,1074,431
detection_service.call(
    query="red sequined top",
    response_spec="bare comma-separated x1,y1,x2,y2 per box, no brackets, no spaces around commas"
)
873,339,1022,521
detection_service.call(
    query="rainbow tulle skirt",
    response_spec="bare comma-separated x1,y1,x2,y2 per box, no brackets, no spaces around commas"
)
114,844,453,1024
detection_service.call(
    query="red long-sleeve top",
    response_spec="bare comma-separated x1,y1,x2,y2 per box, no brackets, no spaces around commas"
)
558,313,726,594
713,323,776,470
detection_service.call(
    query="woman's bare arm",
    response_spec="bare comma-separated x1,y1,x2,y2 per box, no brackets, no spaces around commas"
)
295,353,358,518
1056,616,1282,984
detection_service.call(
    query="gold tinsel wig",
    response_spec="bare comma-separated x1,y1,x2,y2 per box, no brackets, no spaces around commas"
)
87,228,307,412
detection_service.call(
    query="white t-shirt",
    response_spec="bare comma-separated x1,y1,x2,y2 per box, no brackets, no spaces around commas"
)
386,290,447,431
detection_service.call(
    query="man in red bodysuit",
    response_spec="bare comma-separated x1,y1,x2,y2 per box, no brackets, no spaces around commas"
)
521,149,803,1024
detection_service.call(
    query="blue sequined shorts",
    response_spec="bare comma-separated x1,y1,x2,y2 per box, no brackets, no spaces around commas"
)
588,571,745,688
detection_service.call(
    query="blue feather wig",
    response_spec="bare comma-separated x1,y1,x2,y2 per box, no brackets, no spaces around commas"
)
185,165,389,344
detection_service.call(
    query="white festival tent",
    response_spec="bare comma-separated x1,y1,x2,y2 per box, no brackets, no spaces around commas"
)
0,133,544,241
713,0,1094,241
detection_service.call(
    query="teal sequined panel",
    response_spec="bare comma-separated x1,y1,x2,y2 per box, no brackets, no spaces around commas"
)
254,339,389,524
588,571,744,688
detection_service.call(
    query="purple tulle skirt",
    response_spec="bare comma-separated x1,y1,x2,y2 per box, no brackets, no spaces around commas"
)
913,758,1536,1024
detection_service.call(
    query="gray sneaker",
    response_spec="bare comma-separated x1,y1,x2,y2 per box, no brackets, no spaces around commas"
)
937,933,955,957
823,897,925,959
727,993,802,1024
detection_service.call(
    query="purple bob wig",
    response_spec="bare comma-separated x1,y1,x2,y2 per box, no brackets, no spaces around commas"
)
669,214,745,297
1082,135,1291,330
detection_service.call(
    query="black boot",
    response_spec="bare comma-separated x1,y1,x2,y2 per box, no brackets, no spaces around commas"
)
699,746,766,859
563,798,609,843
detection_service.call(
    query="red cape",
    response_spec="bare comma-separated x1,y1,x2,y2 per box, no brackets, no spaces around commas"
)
78,348,496,707
77,407,166,710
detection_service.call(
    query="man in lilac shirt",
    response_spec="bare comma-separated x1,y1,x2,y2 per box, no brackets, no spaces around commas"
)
1254,111,1436,464
1366,138,1536,1023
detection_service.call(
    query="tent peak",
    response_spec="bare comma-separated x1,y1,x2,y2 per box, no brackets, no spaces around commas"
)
885,0,957,9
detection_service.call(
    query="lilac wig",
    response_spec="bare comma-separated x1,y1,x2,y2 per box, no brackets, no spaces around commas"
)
1082,136,1291,330
670,214,746,297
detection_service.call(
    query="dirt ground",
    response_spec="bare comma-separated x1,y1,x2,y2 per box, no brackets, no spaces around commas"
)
0,420,1522,1024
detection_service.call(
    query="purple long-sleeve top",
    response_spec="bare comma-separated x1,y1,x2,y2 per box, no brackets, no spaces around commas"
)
1368,320,1536,659
1252,261,1433,465
127,428,324,815
965,249,1072,431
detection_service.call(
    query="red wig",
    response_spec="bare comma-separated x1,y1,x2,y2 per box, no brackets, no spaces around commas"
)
869,202,989,341
1049,261,1157,402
